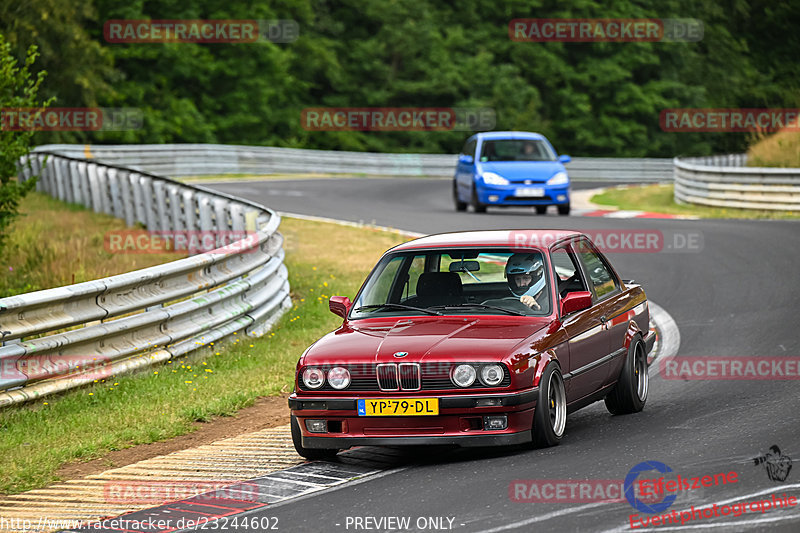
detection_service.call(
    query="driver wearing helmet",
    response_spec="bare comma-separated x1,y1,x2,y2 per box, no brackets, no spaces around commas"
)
505,253,546,309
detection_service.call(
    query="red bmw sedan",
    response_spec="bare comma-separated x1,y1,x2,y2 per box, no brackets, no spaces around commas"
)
289,230,654,459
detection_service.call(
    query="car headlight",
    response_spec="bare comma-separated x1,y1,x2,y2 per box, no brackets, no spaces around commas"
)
302,367,325,389
451,364,477,387
327,366,351,389
482,172,509,186
547,171,569,186
480,364,505,386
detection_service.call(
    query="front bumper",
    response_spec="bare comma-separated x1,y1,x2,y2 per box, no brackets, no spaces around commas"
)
477,184,570,206
289,388,537,449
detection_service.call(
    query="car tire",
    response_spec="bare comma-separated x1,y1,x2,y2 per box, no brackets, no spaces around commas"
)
604,336,648,415
535,205,548,215
291,414,340,460
531,363,567,448
471,187,487,213
453,181,467,212
557,203,571,216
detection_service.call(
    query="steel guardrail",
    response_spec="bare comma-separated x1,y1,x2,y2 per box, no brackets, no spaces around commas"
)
674,154,800,211
33,144,674,183
0,151,291,406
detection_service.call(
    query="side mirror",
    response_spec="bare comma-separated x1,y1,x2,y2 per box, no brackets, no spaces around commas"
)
458,154,474,164
560,291,592,315
558,154,571,164
329,296,352,319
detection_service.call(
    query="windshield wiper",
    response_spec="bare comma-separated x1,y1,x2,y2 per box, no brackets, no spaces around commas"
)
429,303,528,316
353,303,443,316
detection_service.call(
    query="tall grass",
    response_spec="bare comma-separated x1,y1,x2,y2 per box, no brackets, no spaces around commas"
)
747,128,800,168
0,192,183,297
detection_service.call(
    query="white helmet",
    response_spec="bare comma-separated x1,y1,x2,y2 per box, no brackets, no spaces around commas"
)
505,253,544,297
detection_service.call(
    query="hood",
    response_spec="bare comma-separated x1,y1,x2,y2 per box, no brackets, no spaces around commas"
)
302,316,552,366
479,161,564,183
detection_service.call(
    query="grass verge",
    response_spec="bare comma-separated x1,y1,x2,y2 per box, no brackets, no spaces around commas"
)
0,216,406,494
591,184,800,220
0,192,184,298
747,129,800,168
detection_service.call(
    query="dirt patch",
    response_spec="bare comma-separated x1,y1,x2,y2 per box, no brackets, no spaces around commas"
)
56,395,291,481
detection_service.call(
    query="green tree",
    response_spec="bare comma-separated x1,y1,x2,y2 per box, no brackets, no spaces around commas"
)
0,34,52,254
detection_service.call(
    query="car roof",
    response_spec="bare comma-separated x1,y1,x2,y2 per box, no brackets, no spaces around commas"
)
390,230,585,252
472,131,548,141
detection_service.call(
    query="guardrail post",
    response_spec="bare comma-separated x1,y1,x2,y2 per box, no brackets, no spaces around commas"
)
198,194,214,231
183,190,198,231
87,161,103,212
97,165,113,215
53,158,66,202
213,198,231,231
108,168,124,219
118,170,136,227
168,184,185,233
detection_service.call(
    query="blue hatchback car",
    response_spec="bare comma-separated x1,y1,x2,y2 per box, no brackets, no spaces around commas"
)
453,131,571,215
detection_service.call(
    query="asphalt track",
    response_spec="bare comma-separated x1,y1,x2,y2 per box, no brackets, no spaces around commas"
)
196,178,799,532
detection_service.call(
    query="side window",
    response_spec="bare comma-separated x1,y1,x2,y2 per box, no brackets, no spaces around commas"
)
551,247,588,298
404,255,427,299
461,139,476,158
575,241,619,300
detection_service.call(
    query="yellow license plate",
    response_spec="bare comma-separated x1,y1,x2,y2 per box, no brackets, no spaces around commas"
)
357,398,438,416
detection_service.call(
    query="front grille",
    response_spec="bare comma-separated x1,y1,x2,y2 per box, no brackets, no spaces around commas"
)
376,363,399,391
398,363,421,391
506,194,553,202
297,363,510,392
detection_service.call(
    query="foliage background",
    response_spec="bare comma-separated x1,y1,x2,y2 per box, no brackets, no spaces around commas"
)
1,0,798,156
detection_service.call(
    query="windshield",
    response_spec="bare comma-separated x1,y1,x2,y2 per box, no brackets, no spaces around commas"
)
351,248,551,319
479,139,556,162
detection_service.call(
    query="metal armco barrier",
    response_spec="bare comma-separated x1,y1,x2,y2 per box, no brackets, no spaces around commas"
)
674,154,800,211
0,152,291,407
34,144,674,183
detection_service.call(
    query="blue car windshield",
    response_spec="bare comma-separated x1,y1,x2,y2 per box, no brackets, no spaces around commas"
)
480,140,556,162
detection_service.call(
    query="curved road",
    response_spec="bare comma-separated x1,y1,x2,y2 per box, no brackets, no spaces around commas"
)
200,177,799,532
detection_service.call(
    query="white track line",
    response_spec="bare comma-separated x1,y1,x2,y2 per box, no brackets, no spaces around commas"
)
649,300,681,366
473,502,613,532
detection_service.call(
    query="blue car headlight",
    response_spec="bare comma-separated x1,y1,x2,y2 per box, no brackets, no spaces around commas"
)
547,171,569,186
482,172,509,186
